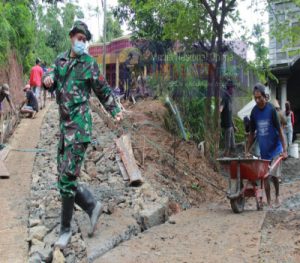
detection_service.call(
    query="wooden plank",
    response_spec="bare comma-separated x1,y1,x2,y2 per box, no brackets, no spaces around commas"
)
89,98,117,130
116,134,143,186
0,160,10,179
116,154,130,181
0,147,10,161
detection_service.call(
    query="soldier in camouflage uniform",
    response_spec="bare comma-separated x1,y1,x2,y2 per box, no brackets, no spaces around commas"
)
43,21,122,249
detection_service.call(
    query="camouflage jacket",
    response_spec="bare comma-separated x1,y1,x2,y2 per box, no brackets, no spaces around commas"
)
43,50,120,146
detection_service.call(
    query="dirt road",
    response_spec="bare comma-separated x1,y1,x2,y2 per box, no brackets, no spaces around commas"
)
97,174,300,263
0,104,50,263
1,97,299,263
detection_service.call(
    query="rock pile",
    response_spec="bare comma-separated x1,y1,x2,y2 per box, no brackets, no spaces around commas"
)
27,103,170,262
27,105,87,263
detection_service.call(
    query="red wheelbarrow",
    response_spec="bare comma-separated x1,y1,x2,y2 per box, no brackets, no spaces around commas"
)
217,157,283,213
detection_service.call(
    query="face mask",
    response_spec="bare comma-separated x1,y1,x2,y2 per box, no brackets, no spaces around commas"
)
72,40,86,55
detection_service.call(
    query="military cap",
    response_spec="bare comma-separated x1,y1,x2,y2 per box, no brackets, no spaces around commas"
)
69,20,92,41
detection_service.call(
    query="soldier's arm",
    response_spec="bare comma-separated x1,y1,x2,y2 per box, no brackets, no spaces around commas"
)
91,61,121,118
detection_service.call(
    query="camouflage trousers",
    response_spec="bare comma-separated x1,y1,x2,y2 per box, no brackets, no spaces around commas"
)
57,140,88,197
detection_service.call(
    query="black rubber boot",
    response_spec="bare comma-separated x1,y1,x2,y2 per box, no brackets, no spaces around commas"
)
75,185,103,237
55,196,75,249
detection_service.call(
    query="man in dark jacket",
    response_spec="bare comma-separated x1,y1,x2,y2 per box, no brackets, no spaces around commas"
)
220,80,237,156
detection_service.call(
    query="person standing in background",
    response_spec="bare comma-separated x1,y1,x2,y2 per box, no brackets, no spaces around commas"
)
29,58,44,109
220,80,237,157
284,101,295,151
137,73,146,97
271,99,287,129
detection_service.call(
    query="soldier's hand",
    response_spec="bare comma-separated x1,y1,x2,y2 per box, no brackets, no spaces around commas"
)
115,112,123,122
43,76,54,88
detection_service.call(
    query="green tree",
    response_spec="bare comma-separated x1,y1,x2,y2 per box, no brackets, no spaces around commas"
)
114,0,177,66
34,1,84,64
98,11,123,42
267,0,300,49
115,0,239,160
0,0,35,73
252,1,300,60
249,24,277,83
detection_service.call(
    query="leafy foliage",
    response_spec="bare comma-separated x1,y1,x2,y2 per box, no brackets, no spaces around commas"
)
267,0,300,51
0,0,35,72
34,2,84,65
147,53,207,142
98,11,123,43
234,116,246,144
0,0,84,74
249,24,277,83
114,0,166,41
115,0,239,160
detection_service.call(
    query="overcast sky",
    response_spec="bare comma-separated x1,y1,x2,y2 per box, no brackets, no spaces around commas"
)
76,0,126,41
75,0,268,61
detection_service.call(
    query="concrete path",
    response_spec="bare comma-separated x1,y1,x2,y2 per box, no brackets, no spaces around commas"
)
95,167,300,263
98,207,266,263
0,105,50,263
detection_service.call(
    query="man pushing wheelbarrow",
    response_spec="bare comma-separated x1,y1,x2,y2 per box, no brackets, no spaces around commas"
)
218,83,287,213
245,83,288,208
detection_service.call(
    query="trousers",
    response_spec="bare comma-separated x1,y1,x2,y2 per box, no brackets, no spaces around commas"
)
57,141,88,197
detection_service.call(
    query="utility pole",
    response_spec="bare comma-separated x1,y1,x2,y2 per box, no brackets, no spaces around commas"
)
97,1,100,42
102,0,107,77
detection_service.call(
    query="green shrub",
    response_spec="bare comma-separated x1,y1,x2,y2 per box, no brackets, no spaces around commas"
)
234,116,246,144
148,73,207,142
0,1,35,73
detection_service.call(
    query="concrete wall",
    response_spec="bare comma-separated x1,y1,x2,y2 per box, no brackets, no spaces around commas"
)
269,1,300,66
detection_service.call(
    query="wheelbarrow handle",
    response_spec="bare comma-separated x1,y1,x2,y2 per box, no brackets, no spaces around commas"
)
267,156,283,177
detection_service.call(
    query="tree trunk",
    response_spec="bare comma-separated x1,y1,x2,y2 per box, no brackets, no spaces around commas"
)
204,45,223,163
204,55,216,159
212,49,223,161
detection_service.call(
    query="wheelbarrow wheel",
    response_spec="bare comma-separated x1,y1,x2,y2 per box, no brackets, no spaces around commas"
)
230,195,245,213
